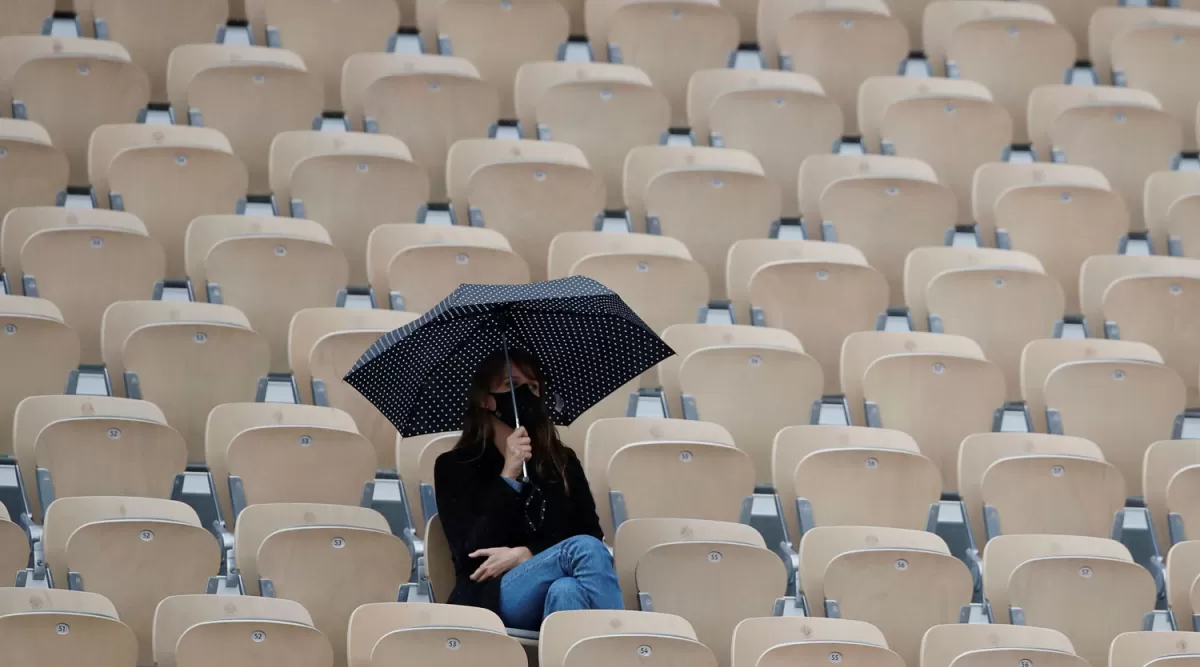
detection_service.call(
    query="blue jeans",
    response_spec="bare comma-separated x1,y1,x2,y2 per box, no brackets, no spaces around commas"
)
498,535,623,630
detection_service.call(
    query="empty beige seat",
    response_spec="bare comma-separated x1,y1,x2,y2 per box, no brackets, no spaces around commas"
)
927,267,1065,402
0,120,68,223
732,616,888,667
0,610,137,667
972,162,1110,247
608,441,754,524
103,301,270,462
555,376,647,460
289,308,418,405
727,239,867,324
372,626,526,667
262,0,399,111
686,69,843,217
624,143,764,228
774,1,908,138
1168,466,1200,545
0,295,81,456
88,123,233,210
904,246,1045,331
857,75,991,155
749,259,889,392
0,0,54,38
1088,6,1200,86
176,618,333,667
615,518,786,667
758,639,904,667
793,446,941,531
234,503,411,665
1110,632,1200,667
1147,171,1200,254
1166,541,1200,632
389,244,530,313
366,223,512,309
411,434,456,523
678,345,823,485
185,216,348,372
1080,255,1200,338
520,62,669,209
0,507,28,583
1146,440,1200,556
3,37,149,183
1112,24,1200,152
0,587,120,616
1045,359,1186,497
541,609,697,667
1026,84,1160,168
569,252,708,334
168,45,322,192
154,594,314,667
981,455,1124,539
1021,0,1107,61
951,648,1088,667
565,634,715,667
445,138,590,216
820,175,957,305
348,602,505,667
1104,275,1200,407
15,210,164,362
43,496,219,665
548,230,689,280
921,622,1075,667
863,352,1005,492
1050,103,1182,231
922,0,1057,77
797,153,937,231
1166,194,1200,259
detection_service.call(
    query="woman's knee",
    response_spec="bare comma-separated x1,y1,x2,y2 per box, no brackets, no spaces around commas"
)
544,577,586,614
560,534,608,558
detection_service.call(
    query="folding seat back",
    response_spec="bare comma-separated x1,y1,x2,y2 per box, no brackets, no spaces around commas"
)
548,230,689,280
882,96,1012,222
819,175,957,305
1051,103,1182,231
904,247,1045,331
0,0,54,38
0,119,68,222
422,514,455,602
921,623,1075,667
981,455,1125,539
559,376,642,453
1166,194,1200,259
89,0,229,102
686,69,823,147
1146,171,1200,253
396,432,457,535
1110,632,1200,667
659,323,802,419
514,60,652,141
1147,441,1200,557
1021,0,1109,61
388,245,531,313
1088,6,1200,86
732,616,886,667
1112,24,1200,151
958,432,1103,548
1168,466,1200,546
857,75,991,153
8,38,150,183
749,259,888,393
862,352,1005,492
922,0,1057,76
1080,255,1200,338
167,44,305,119
270,131,417,215
348,602,505,667
758,640,905,667
0,587,119,616
1026,85,1159,166
89,123,231,214
797,153,937,231
540,609,697,667
446,138,588,215
569,252,708,334
775,1,909,137
154,594,314,667
0,36,100,112
972,163,1110,245
289,308,418,405
1104,275,1200,407
926,267,1065,401
1009,556,1155,667
371,626,527,667
19,215,165,363
794,447,941,530
727,239,866,324
1166,541,1200,632
414,434,455,518
0,611,137,667
363,63,499,202
608,441,754,524
678,345,823,485
624,144,762,226
0,295,80,456
175,618,333,667
1044,359,1186,497
340,52,478,130
564,633,717,667
366,223,511,307
46,497,219,665
951,648,1089,667
0,506,27,581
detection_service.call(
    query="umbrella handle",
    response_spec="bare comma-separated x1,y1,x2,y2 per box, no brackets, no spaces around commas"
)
502,335,530,482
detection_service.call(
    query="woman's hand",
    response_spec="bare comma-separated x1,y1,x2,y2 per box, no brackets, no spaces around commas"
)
468,546,532,582
501,427,532,480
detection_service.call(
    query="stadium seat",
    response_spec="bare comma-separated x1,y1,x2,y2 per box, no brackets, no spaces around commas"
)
175,617,333,667
235,503,411,666
88,122,232,209
1103,275,1200,407
421,513,455,602
1166,541,1200,630
540,610,697,667
262,0,399,111
927,267,1065,401
347,602,507,667
366,223,513,309
548,230,690,280
759,638,905,667
288,308,418,405
1045,359,1186,497
0,36,150,183
677,344,823,484
393,433,454,538
727,239,866,324
1112,24,1200,152
1167,466,1200,545
340,52,478,129
686,69,842,218
731,616,888,667
752,259,887,394
659,323,802,418
614,517,786,667
922,1,1057,77
863,352,1006,492
1109,632,1200,667
797,153,937,233
518,62,669,209
0,119,68,224
411,433,455,523
558,377,642,453
0,609,137,667
1146,171,1200,254
560,629,714,667
0,294,81,451
0,0,54,38
904,247,1044,332
0,507,28,583
0,586,118,616
625,144,760,227
1021,0,1106,62
1088,6,1200,86
153,594,314,667
921,620,1075,667
12,209,164,362
372,625,526,667
205,403,358,530
1079,255,1200,339
167,45,321,192
389,245,530,311
1025,84,1159,167
583,416,733,538
446,140,605,280
798,525,972,665
857,75,991,154
184,215,348,371
42,496,219,664
794,445,941,531
1146,440,1200,553
840,331,984,425
269,132,429,286
569,250,708,336
1166,194,1200,259
950,648,1087,667
981,454,1124,540
972,162,1110,247
608,440,754,524
820,174,956,305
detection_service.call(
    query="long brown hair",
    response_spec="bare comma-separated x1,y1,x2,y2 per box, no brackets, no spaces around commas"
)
455,348,571,492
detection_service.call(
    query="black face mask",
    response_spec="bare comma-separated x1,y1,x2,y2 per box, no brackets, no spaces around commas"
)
491,384,547,431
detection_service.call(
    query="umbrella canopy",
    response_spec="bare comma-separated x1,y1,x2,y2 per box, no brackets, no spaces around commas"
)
343,276,675,437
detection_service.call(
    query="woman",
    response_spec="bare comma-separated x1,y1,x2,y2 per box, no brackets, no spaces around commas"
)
434,349,623,630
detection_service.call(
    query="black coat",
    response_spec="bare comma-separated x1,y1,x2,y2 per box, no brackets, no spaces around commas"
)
434,440,604,615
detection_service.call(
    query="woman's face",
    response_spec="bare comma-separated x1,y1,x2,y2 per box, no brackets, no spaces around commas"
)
482,364,540,411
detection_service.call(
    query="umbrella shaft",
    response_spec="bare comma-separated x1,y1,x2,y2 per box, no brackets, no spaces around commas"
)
502,334,530,482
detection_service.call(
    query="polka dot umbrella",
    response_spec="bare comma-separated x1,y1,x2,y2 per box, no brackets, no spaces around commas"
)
343,276,675,441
